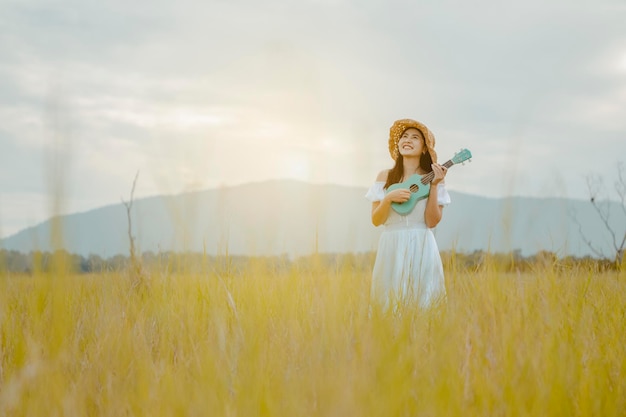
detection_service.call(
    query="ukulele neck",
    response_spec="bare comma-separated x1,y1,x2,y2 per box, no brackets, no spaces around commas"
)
420,160,454,184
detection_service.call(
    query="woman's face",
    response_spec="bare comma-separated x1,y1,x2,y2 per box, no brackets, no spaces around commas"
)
397,128,425,158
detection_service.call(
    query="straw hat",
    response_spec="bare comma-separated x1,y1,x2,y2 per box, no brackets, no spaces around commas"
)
388,119,437,163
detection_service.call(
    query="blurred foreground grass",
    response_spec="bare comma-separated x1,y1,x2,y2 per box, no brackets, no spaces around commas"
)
1,257,624,416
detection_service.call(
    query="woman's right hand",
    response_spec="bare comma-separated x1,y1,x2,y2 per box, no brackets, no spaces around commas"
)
372,187,410,226
384,188,412,204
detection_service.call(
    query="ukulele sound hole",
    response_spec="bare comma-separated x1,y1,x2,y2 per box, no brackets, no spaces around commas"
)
409,184,419,193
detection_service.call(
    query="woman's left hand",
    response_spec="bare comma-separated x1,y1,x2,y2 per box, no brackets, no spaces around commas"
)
431,163,447,185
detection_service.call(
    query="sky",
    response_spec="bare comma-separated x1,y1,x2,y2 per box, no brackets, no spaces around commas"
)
1,0,625,238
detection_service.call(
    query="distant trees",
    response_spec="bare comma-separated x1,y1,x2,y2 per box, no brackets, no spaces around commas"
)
0,248,620,275
440,249,616,273
0,250,114,274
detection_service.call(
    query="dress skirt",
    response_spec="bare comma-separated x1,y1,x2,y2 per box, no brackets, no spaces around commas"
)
371,223,446,310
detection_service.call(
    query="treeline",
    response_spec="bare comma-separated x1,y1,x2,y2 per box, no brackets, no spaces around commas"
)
0,249,379,275
0,248,620,275
440,249,620,273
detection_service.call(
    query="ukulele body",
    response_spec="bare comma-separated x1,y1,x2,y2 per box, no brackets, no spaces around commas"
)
386,174,430,215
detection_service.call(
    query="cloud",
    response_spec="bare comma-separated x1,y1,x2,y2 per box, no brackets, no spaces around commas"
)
1,0,625,237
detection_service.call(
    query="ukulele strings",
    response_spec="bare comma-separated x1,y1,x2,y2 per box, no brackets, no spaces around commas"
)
420,161,454,184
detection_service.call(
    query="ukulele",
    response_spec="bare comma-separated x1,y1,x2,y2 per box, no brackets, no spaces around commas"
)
387,148,472,215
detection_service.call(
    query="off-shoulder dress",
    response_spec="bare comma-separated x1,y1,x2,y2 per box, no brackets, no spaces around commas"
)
365,182,451,309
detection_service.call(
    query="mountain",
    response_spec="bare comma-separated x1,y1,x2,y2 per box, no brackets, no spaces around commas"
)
1,180,624,259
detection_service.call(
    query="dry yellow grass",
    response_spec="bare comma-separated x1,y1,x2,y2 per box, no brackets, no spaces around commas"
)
1,257,624,416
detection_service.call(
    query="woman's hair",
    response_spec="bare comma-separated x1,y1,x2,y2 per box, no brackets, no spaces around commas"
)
384,150,433,189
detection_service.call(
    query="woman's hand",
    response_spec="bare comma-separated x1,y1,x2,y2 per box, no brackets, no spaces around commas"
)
431,164,448,185
384,188,412,204
372,188,411,226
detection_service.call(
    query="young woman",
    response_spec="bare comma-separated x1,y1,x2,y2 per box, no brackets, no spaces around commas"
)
365,119,450,310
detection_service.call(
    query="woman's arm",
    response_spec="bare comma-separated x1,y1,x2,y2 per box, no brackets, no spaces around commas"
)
371,170,411,226
424,183,444,228
424,164,447,228
371,200,390,227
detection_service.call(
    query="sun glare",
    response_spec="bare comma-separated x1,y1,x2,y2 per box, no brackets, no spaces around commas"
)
287,154,311,181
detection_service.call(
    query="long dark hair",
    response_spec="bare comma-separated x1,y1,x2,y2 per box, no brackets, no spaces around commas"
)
384,152,433,189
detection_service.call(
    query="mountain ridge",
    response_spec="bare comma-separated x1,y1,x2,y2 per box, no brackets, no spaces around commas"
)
1,179,623,259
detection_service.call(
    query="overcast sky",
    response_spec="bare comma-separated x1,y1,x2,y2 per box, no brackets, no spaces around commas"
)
1,0,625,238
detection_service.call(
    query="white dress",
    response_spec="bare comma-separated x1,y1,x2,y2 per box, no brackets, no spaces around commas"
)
365,181,451,310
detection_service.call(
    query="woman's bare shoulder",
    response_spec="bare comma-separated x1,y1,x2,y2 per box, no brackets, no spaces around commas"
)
375,169,390,182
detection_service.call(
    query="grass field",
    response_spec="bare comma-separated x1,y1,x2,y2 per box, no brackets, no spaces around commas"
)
1,257,624,416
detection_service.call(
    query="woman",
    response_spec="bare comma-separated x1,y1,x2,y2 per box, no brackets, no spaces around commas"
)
365,119,450,311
